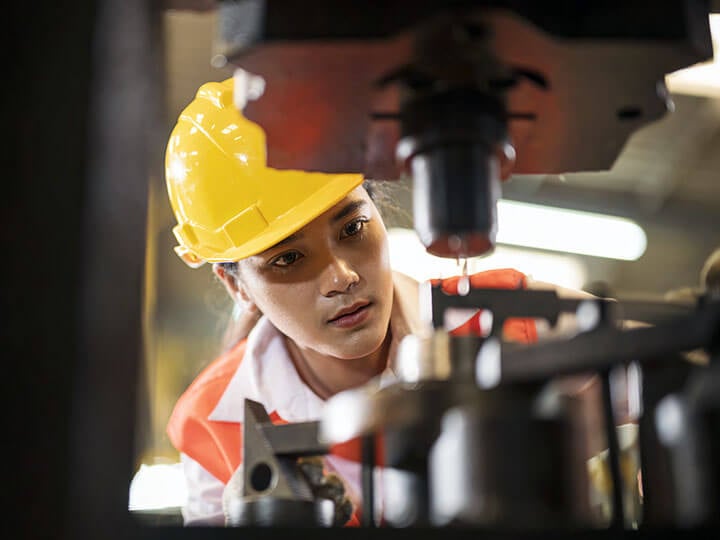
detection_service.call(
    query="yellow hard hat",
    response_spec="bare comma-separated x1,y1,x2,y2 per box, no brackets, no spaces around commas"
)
165,77,364,268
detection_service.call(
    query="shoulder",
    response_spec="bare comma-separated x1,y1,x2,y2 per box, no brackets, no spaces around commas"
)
166,340,248,483
172,340,248,420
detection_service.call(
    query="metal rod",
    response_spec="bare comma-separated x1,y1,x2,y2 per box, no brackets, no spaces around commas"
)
601,369,625,529
502,302,719,382
361,435,376,527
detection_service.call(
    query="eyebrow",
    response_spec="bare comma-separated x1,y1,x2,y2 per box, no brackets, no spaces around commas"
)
270,232,302,250
264,199,367,252
331,199,367,223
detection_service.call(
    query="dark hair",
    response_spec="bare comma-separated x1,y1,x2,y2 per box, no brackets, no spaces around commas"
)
218,261,240,280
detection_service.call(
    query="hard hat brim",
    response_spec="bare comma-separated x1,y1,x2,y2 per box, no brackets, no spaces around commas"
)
176,170,365,266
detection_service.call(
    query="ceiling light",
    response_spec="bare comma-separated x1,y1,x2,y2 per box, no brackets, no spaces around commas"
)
387,228,589,290
496,199,647,261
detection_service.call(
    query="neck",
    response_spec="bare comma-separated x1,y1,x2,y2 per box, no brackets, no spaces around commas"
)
285,330,391,401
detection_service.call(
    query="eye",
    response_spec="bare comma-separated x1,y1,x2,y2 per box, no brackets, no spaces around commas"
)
341,218,368,239
270,251,303,267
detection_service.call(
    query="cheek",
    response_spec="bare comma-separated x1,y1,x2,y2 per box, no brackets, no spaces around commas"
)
250,281,325,345
365,229,393,292
255,283,310,324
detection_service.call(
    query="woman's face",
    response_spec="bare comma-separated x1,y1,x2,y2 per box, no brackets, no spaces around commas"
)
236,186,394,360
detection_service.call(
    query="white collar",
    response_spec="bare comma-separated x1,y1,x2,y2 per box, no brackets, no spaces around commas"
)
207,316,399,424
208,316,323,423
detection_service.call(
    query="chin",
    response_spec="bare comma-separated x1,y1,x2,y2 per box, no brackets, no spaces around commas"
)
331,326,388,361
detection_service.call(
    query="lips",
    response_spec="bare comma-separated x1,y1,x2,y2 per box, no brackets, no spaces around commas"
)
327,301,372,328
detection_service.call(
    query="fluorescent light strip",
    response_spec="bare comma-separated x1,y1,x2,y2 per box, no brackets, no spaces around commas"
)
387,229,588,290
497,199,647,260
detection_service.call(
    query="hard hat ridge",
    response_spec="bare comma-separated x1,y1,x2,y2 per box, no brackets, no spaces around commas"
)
165,77,364,268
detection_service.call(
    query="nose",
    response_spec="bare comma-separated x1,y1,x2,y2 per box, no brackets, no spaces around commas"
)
320,254,360,297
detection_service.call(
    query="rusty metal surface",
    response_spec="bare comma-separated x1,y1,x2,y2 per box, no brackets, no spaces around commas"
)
219,4,711,177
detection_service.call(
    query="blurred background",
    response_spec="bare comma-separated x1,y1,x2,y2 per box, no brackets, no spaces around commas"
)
130,6,720,515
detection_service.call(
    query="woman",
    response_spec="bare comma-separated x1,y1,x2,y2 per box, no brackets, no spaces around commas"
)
164,77,591,526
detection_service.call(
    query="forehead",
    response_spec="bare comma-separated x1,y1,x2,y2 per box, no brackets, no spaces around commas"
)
325,186,371,213
290,186,371,230
244,186,372,259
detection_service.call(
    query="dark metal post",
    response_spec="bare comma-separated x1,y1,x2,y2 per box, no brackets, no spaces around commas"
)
362,435,377,527
600,369,625,529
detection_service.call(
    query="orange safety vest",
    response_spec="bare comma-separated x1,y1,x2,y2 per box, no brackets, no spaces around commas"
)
166,268,538,525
